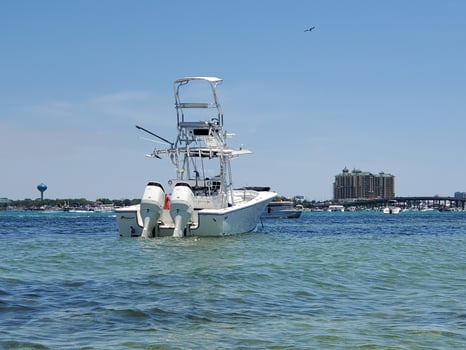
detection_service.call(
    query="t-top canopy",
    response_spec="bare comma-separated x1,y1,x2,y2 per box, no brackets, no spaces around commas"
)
175,77,223,84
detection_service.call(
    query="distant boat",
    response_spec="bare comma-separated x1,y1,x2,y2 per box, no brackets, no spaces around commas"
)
328,205,345,212
420,207,436,212
261,201,303,219
116,77,276,237
382,207,401,214
383,200,401,214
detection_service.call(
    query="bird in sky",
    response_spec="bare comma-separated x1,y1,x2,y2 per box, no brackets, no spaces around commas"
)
304,26,316,32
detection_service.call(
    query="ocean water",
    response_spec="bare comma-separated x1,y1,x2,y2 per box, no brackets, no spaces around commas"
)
0,211,465,349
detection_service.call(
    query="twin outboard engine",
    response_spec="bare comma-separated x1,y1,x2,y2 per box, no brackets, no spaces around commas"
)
140,182,165,238
169,183,194,237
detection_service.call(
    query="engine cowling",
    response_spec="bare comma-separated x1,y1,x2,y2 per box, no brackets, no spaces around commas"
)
169,183,194,237
140,182,165,238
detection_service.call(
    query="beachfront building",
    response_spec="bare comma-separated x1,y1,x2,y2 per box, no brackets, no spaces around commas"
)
333,167,395,201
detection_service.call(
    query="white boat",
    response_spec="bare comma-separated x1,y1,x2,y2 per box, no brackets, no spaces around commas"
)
420,206,436,212
262,201,303,219
116,77,277,237
383,200,401,214
382,207,401,214
328,205,345,212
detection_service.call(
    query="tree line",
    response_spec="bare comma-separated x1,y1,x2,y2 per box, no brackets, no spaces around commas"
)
5,198,141,209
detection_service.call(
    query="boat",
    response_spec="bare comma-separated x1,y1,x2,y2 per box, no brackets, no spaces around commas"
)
420,207,436,212
261,201,303,219
328,204,345,212
116,77,277,237
382,200,401,214
382,206,401,214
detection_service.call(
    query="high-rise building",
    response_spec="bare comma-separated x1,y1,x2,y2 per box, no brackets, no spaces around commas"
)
333,167,395,201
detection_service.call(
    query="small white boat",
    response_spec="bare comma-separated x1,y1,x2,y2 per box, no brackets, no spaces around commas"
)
116,77,276,237
328,205,345,212
420,207,436,212
383,200,401,214
382,207,401,214
262,201,303,219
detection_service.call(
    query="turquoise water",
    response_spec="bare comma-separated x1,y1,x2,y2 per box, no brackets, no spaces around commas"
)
0,210,465,349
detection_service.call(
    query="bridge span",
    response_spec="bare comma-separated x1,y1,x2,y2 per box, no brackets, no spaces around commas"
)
341,196,466,210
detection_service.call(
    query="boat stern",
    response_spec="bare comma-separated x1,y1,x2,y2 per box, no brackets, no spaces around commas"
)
116,205,142,237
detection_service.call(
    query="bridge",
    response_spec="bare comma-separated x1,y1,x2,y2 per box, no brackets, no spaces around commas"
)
338,196,466,210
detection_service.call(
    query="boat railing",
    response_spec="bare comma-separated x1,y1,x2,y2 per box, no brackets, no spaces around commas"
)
233,189,258,203
178,121,221,133
179,121,210,128
177,102,211,109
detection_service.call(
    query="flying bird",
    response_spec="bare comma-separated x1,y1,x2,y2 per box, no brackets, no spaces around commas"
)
304,26,316,32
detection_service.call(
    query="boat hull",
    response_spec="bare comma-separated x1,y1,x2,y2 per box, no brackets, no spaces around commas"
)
116,190,276,237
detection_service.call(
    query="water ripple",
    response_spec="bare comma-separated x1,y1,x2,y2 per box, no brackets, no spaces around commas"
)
1,211,465,348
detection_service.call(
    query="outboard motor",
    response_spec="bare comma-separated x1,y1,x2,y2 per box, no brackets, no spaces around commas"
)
140,182,165,238
169,183,194,237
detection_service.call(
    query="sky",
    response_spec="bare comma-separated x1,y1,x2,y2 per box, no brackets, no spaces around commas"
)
1,0,465,201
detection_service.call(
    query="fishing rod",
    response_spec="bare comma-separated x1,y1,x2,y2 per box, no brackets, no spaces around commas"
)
135,125,173,146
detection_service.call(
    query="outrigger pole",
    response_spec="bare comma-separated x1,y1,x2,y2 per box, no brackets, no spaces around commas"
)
135,125,173,146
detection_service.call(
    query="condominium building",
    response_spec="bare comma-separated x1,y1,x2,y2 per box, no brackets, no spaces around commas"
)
333,167,395,201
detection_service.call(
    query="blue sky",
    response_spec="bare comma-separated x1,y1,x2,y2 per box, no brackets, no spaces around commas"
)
1,0,465,201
